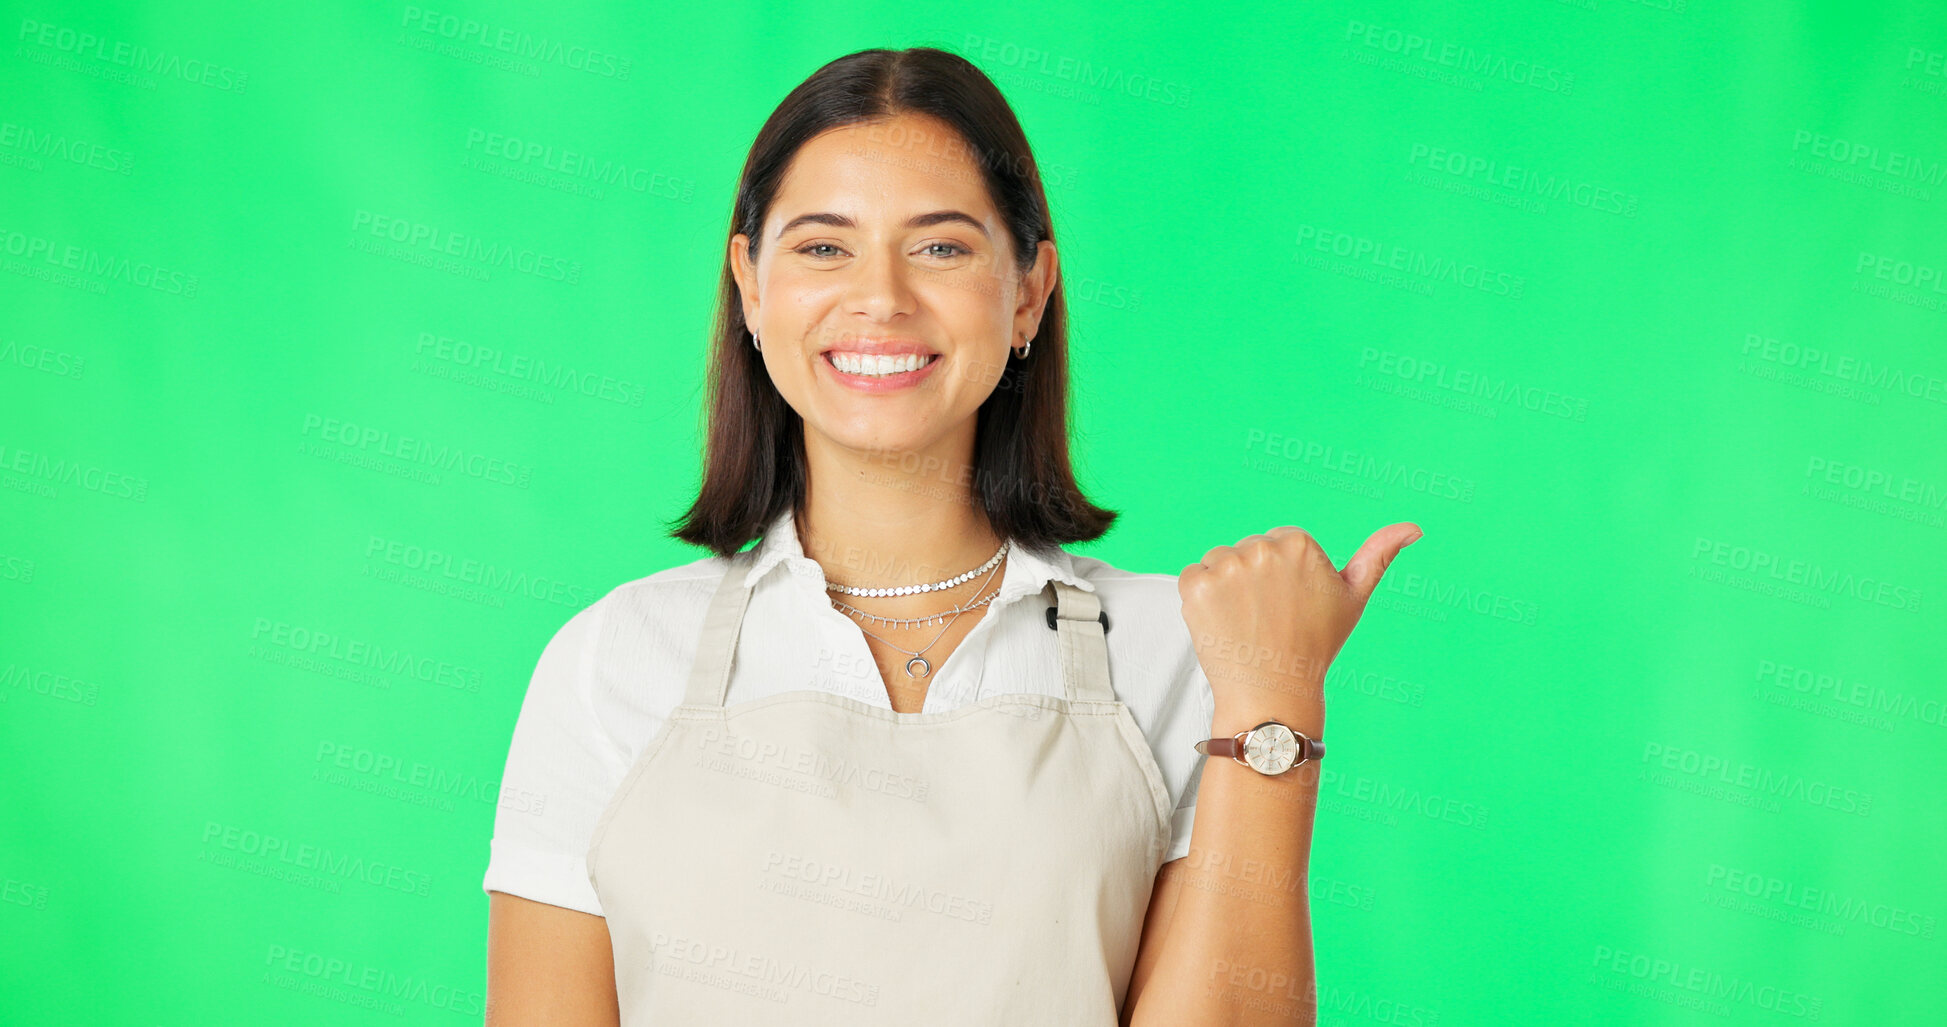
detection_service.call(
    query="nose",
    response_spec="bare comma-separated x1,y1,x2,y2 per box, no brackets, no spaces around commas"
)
843,246,919,323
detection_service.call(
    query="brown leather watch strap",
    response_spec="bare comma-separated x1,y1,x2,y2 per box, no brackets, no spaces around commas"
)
1198,735,1241,759
1195,727,1325,765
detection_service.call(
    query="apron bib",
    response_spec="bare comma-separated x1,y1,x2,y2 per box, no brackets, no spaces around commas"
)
587,549,1175,1025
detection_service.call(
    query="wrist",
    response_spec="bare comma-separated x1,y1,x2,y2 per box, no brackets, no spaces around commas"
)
1200,661,1325,728
1199,715,1327,784
1211,701,1323,743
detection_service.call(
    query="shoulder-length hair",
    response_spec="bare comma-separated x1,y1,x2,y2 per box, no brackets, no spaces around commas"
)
668,46,1117,559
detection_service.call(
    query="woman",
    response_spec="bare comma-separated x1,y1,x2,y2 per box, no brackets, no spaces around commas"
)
483,46,1422,1026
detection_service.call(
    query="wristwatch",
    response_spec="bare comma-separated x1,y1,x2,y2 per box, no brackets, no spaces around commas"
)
1194,720,1324,775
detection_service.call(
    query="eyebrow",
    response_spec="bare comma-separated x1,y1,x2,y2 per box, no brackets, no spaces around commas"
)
774,210,990,239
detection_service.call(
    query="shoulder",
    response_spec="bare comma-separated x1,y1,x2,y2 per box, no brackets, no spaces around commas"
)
562,553,746,738
497,552,742,801
513,552,737,716
1063,551,1189,622
528,553,730,673
1063,551,1182,585
568,551,736,682
1057,550,1205,700
597,553,735,636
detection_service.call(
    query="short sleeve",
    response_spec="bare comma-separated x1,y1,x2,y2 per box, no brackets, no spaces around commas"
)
481,595,618,916
1165,659,1215,863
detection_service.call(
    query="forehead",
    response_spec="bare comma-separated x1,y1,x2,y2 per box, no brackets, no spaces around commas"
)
770,114,997,226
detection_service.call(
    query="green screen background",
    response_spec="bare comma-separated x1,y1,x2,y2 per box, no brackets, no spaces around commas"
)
4,1,1942,1023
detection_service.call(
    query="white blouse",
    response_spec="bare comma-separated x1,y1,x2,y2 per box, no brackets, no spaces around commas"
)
481,509,1216,917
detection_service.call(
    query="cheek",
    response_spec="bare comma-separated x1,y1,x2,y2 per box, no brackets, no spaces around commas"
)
920,282,1009,337
758,266,833,307
944,347,1013,400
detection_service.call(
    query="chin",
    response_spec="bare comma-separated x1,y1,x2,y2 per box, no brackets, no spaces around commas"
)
812,417,945,459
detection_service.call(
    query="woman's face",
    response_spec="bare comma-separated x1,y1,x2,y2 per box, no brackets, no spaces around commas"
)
731,112,1057,463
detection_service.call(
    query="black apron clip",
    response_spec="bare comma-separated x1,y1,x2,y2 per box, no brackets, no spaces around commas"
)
1045,602,1110,633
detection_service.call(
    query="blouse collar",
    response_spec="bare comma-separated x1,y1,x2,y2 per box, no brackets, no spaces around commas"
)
741,507,1095,603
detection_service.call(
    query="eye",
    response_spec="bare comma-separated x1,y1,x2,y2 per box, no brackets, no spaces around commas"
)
794,242,844,259
920,242,971,259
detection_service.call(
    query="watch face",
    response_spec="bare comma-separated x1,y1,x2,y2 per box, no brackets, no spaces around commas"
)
1243,723,1300,774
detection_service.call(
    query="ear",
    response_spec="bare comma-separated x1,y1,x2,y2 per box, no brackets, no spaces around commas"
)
1014,239,1059,343
729,233,759,327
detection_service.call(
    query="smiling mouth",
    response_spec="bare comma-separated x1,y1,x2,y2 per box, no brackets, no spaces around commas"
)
823,351,940,377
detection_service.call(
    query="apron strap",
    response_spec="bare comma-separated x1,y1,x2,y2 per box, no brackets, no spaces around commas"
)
681,549,756,708
1047,580,1115,703
680,548,1115,708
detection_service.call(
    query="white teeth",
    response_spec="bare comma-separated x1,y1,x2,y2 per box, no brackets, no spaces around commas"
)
829,351,935,376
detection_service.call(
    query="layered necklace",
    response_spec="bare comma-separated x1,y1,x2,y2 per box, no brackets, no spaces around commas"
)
824,539,1010,678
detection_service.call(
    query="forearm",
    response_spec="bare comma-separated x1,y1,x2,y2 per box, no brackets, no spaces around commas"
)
1129,668,1322,1026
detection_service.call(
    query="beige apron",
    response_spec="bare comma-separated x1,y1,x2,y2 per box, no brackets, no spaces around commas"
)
586,548,1175,1025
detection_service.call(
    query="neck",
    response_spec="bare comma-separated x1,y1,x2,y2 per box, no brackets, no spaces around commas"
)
796,430,1007,597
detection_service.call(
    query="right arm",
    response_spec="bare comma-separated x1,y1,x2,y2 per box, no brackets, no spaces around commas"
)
483,595,623,1024
485,892,619,1026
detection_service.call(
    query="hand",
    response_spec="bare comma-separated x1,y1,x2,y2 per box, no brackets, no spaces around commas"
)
1178,523,1424,727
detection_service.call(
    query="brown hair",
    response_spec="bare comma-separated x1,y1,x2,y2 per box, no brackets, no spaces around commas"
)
668,46,1117,559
